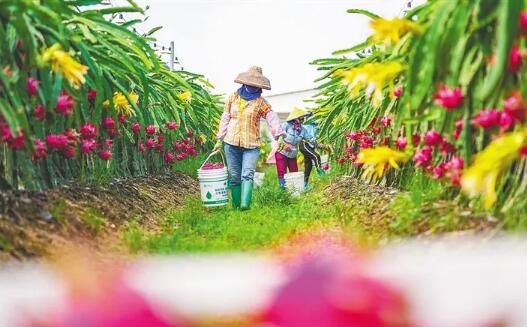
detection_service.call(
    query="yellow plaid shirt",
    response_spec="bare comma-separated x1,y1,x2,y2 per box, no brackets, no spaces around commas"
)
217,93,282,149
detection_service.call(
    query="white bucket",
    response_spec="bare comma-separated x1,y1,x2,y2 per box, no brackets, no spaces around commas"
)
284,172,304,196
254,172,265,188
198,152,229,207
321,154,330,172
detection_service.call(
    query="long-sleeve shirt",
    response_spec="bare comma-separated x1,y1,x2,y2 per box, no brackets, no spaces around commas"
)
217,92,283,149
278,121,308,158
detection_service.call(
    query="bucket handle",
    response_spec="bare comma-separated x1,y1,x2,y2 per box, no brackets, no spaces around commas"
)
200,150,226,170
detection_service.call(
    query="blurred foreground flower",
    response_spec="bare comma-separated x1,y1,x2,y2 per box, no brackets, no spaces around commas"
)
338,62,405,107
262,258,412,327
39,44,88,88
461,131,527,209
357,146,409,180
177,90,192,104
370,18,422,46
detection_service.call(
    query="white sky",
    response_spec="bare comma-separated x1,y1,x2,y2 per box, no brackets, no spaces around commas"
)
114,0,415,96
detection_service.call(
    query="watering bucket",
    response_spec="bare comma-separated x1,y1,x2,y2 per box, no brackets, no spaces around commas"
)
284,172,304,196
197,151,229,207
254,172,265,188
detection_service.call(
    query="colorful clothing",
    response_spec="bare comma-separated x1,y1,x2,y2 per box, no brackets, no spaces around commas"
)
278,121,308,158
217,93,282,149
300,141,322,184
275,152,299,183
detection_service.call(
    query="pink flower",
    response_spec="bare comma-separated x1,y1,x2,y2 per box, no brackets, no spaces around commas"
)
176,153,186,161
34,138,47,159
433,163,447,179
166,121,178,130
87,88,97,104
46,134,69,150
380,116,391,127
359,135,373,149
131,122,141,134
521,11,527,34
447,156,464,170
145,138,155,148
434,85,464,110
118,114,128,124
138,143,145,153
103,117,115,130
27,77,39,97
424,130,442,146
145,125,156,135
163,152,175,164
64,146,75,158
34,105,45,121
504,92,526,122
414,146,433,167
508,46,522,73
98,150,112,160
412,133,421,146
81,139,97,154
499,111,515,132
80,123,98,139
439,140,456,155
9,130,25,149
187,129,194,138
56,91,75,116
472,109,501,129
395,136,407,150
393,86,403,98
346,131,362,141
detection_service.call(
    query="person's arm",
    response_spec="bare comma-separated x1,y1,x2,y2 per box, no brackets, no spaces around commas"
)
264,110,284,139
216,95,232,141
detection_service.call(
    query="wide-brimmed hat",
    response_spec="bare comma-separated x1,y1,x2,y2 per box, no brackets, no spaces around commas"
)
286,107,309,122
235,66,271,90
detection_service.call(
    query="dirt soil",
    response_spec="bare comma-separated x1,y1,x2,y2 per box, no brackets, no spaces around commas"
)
0,171,198,261
324,176,499,238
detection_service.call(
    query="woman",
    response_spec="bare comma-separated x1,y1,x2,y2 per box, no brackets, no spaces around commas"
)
214,66,284,210
275,107,310,189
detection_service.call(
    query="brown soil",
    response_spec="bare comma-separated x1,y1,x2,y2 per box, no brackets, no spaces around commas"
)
0,171,198,261
324,176,499,238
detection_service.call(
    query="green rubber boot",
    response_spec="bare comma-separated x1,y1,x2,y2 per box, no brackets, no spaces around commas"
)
317,168,326,177
231,185,241,209
240,180,254,211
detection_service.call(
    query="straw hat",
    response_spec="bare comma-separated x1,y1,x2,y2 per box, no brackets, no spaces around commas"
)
286,107,309,122
234,66,271,90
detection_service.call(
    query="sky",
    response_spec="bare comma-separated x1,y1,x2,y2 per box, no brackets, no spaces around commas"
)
112,0,416,96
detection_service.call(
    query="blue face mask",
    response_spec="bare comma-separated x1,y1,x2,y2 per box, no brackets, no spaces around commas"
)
238,84,262,100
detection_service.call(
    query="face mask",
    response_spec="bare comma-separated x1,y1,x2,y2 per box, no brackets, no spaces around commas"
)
244,85,261,93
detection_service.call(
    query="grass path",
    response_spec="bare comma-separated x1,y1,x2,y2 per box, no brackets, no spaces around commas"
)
122,169,360,255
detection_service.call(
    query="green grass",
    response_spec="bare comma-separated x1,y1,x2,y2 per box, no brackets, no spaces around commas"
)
123,165,351,254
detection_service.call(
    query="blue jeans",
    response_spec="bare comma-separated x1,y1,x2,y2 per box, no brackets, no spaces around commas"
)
224,143,260,186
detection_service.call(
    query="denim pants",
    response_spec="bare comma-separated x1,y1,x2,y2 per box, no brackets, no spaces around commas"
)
224,143,260,186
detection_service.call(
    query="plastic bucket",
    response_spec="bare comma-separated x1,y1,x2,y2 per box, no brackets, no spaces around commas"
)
284,172,304,196
254,172,265,188
321,154,330,172
197,151,229,207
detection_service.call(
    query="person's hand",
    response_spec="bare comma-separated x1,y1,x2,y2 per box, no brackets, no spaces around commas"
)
284,144,293,152
213,140,223,152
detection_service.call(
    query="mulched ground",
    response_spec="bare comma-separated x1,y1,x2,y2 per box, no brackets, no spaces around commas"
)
0,171,198,261
324,176,499,239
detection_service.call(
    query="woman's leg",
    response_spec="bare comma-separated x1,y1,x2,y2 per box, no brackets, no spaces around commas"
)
224,144,243,208
287,156,299,173
300,142,313,184
240,147,260,210
275,152,288,189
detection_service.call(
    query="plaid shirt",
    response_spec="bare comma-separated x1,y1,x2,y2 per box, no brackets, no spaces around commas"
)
217,93,283,149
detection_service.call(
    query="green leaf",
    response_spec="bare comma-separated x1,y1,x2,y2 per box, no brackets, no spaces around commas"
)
346,9,380,19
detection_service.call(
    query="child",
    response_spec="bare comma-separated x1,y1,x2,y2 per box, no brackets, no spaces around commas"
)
275,107,310,189
299,117,328,189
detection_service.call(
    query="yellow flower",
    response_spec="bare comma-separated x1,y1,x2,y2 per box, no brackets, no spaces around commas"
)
357,146,409,180
40,43,88,89
338,61,405,107
461,131,527,209
103,91,138,116
177,90,192,104
370,18,422,45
